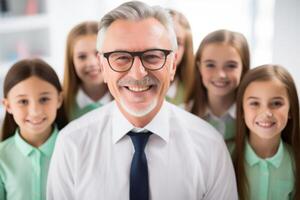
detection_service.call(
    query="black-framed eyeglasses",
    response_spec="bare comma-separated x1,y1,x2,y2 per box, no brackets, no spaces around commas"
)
102,48,173,72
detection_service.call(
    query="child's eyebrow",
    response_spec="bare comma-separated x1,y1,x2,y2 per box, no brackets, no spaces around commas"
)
14,94,28,98
226,60,238,64
40,92,52,95
246,96,259,100
271,97,285,100
202,59,215,63
246,96,285,100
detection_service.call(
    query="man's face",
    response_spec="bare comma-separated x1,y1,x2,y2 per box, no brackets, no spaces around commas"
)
98,18,176,126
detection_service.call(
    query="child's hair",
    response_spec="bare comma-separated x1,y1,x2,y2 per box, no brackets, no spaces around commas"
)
63,21,98,116
168,9,195,103
233,64,300,200
189,29,250,116
1,58,68,141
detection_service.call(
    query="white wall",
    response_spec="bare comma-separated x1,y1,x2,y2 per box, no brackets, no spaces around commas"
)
272,0,300,92
48,0,107,80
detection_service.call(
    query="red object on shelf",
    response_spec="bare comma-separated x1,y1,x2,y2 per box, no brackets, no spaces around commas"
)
26,0,38,15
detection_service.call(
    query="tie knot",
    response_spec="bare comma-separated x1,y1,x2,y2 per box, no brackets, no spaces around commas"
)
128,131,152,153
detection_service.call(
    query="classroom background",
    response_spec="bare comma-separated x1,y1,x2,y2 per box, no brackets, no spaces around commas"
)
0,0,299,122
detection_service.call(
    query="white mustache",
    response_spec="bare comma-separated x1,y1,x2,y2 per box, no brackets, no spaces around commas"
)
118,76,158,86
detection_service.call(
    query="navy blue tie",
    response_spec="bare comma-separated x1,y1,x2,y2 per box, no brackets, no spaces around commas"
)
128,131,152,200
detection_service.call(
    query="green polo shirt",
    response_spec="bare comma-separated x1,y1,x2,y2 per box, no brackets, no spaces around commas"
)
245,140,295,200
206,117,235,140
0,127,58,200
166,80,185,106
71,102,102,120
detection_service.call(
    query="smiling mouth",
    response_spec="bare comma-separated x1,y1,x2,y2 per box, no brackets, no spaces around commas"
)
256,121,276,128
211,81,229,87
125,85,153,92
27,118,46,126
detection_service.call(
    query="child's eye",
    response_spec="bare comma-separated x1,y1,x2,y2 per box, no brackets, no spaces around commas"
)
40,97,50,104
270,100,283,108
249,101,259,107
18,99,28,105
225,63,237,69
205,63,215,68
78,54,87,60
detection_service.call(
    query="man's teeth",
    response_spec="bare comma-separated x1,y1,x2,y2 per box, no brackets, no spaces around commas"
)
127,86,150,92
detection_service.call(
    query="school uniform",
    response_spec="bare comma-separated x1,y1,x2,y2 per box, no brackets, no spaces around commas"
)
203,104,236,141
245,140,295,200
166,79,185,105
0,127,58,200
70,88,112,120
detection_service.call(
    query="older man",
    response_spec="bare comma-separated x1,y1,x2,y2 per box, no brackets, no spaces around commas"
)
47,1,237,200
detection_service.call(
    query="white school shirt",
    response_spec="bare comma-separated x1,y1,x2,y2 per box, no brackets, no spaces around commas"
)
47,101,237,200
203,104,236,140
76,88,112,109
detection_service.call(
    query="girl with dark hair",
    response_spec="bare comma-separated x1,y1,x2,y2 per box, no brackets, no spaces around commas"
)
0,58,68,200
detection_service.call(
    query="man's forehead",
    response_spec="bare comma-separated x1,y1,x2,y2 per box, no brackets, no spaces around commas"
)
107,18,166,35
101,18,172,51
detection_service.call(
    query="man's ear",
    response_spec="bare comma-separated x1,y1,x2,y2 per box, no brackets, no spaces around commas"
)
170,52,177,82
97,53,107,84
2,98,12,114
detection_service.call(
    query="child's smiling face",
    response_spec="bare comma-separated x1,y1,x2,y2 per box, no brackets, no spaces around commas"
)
3,76,63,146
243,78,290,141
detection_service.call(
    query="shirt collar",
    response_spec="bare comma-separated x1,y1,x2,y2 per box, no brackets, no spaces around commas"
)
15,126,58,157
245,139,284,168
39,127,59,157
112,100,169,143
204,103,236,120
228,103,236,118
76,88,112,108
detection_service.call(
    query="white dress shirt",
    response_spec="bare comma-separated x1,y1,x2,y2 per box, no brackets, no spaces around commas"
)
47,101,237,200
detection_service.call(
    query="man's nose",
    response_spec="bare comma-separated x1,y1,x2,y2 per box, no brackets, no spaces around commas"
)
128,56,148,80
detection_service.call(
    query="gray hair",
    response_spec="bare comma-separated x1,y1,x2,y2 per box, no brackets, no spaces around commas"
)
96,1,177,51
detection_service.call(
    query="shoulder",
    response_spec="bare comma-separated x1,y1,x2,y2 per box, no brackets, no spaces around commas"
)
168,102,220,136
58,101,114,144
282,142,294,163
166,103,235,186
0,137,15,159
166,102,225,148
